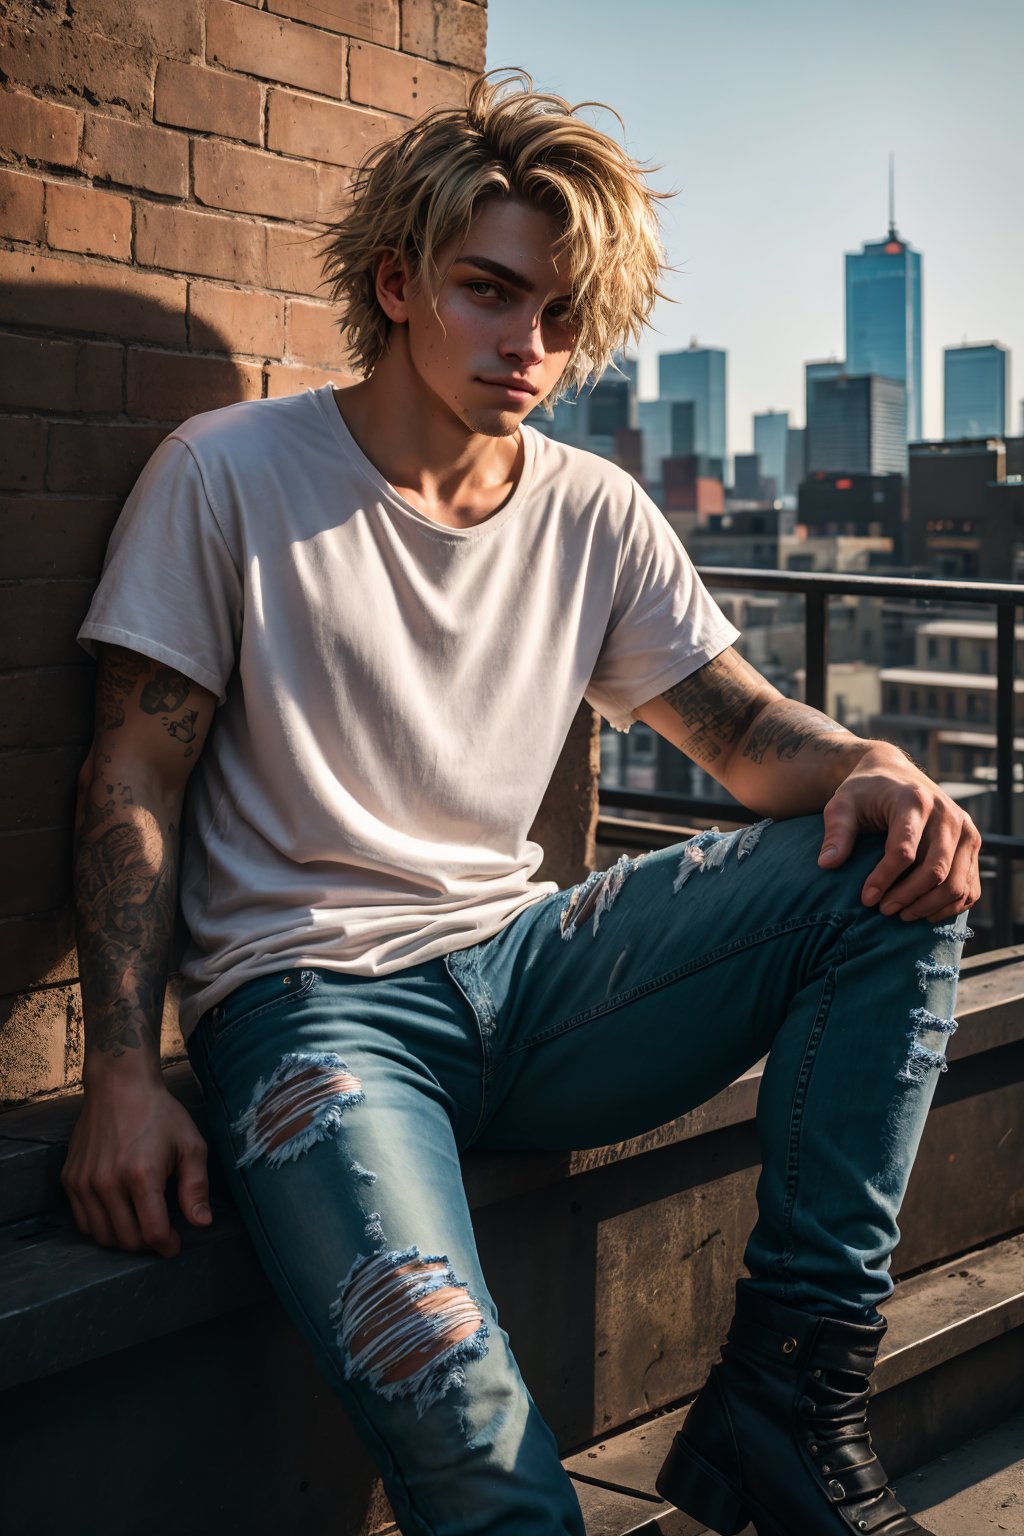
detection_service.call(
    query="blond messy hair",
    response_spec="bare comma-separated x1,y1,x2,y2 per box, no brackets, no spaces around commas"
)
320,69,669,402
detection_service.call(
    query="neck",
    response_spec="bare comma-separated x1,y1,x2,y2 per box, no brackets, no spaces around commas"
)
333,342,524,529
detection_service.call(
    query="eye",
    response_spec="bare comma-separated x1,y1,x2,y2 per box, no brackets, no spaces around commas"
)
467,280,503,300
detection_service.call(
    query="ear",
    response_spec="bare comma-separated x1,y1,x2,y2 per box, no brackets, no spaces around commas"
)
374,249,412,324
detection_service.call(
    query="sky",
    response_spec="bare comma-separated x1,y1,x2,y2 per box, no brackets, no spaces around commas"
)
485,0,1023,454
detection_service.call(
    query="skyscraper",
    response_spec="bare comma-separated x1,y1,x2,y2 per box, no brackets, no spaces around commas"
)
944,342,1009,438
845,164,923,442
811,375,906,475
658,341,727,478
805,359,845,473
753,409,789,501
637,399,695,488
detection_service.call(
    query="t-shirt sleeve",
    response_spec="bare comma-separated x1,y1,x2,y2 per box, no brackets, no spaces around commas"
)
585,485,740,732
78,434,243,704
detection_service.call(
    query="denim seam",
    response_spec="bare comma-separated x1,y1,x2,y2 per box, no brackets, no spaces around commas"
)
503,911,850,1059
443,954,492,1142
777,929,850,1285
195,1049,437,1536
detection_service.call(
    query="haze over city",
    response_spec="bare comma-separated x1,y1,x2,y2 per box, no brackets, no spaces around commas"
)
486,0,1023,455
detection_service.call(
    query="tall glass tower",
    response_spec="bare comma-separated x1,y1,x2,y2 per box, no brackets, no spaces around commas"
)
845,164,922,442
658,341,727,479
943,342,1008,438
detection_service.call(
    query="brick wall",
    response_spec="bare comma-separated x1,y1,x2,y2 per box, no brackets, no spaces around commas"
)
0,0,598,1108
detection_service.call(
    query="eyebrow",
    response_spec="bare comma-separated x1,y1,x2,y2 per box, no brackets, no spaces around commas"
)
454,254,570,301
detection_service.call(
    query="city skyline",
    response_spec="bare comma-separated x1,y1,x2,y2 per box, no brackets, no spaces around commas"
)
486,0,1022,455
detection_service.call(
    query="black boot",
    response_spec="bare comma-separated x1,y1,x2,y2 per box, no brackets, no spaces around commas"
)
655,1285,929,1535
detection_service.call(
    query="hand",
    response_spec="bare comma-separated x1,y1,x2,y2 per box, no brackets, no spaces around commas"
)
62,1078,212,1259
816,743,982,923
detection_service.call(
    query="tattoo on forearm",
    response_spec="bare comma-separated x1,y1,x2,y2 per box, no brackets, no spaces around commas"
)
661,655,765,766
741,706,848,765
75,810,177,1058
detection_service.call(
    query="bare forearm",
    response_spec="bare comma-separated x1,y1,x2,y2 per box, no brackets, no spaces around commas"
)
74,780,179,1082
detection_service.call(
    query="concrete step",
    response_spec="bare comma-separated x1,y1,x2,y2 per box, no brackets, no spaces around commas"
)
562,1244,1024,1533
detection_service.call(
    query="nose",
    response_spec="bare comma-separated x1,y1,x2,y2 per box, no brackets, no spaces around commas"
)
499,308,545,367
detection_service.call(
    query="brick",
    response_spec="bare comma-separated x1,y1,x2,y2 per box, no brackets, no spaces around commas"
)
317,164,352,222
265,221,328,296
0,334,122,414
0,579,96,668
285,298,346,367
193,139,322,224
0,747,80,832
80,114,188,198
0,89,79,169
206,0,345,98
0,167,45,242
0,825,74,917
401,0,487,71
45,181,131,261
0,417,47,491
126,348,262,422
349,42,467,118
0,665,93,750
189,280,284,357
0,248,186,346
267,90,398,170
46,421,168,497
0,497,120,579
0,19,154,119
0,982,70,1103
0,908,76,995
0,740,80,835
136,201,267,284
72,0,202,61
265,0,398,47
265,360,355,397
154,58,262,143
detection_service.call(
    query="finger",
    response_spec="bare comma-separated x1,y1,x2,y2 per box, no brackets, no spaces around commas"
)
861,804,929,905
132,1184,181,1259
177,1141,213,1228
64,1184,93,1240
79,1186,118,1249
818,795,859,868
877,814,961,916
895,831,978,924
101,1186,148,1253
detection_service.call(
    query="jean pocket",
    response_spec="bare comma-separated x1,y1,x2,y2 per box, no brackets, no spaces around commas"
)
204,968,321,1052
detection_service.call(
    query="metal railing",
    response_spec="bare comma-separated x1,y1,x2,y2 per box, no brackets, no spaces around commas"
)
598,568,1024,946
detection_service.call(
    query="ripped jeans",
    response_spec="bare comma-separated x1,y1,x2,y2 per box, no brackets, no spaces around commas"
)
186,814,969,1536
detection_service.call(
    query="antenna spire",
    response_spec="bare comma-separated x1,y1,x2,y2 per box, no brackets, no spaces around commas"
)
888,152,896,238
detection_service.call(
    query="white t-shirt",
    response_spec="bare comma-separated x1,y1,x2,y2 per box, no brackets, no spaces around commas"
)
79,385,739,1036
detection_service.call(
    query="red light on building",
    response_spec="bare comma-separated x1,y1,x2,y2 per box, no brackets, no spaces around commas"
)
836,478,852,490
884,241,903,255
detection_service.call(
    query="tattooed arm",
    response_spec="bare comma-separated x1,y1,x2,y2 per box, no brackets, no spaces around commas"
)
635,646,980,924
63,645,218,1257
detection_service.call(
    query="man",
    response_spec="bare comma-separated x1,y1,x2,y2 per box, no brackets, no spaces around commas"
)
66,72,977,1536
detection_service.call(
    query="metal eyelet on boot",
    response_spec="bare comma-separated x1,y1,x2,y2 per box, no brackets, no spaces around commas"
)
782,1336,797,1354
821,1463,831,1474
808,1443,819,1455
828,1479,845,1500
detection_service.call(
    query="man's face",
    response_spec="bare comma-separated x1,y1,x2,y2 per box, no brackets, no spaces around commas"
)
384,196,577,437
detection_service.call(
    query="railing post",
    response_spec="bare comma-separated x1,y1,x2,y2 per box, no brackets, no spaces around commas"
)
805,589,828,713
994,603,1017,947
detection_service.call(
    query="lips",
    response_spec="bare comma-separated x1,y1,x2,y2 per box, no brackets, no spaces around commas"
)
479,378,538,396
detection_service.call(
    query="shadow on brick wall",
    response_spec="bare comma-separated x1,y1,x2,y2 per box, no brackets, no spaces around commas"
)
0,287,248,1103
